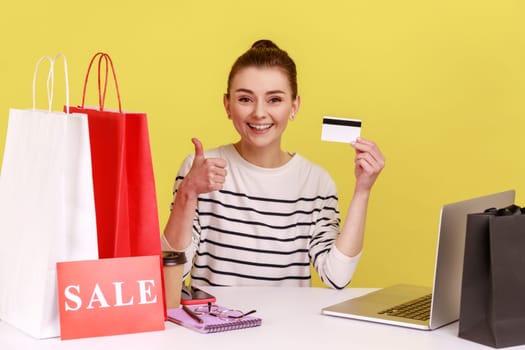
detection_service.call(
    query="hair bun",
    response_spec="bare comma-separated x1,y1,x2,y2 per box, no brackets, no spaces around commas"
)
251,39,279,50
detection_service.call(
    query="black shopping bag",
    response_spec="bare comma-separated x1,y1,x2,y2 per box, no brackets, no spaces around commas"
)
459,205,525,348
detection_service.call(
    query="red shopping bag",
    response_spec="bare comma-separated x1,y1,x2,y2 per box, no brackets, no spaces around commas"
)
66,52,161,259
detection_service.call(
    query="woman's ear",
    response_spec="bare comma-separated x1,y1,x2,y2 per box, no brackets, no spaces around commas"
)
291,95,301,119
223,94,231,119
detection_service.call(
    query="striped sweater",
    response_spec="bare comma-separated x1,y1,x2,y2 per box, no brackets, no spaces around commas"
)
162,144,360,289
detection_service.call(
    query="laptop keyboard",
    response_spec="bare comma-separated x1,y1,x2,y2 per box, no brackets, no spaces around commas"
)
377,294,432,321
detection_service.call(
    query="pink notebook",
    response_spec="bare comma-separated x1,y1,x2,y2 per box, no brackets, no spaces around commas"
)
167,304,262,333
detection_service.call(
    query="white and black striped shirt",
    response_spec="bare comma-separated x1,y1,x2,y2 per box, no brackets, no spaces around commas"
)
162,144,360,289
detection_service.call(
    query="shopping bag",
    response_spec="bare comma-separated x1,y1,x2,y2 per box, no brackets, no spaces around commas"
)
459,205,525,348
0,54,98,338
67,52,161,259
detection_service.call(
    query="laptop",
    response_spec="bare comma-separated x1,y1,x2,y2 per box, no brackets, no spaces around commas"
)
321,190,515,330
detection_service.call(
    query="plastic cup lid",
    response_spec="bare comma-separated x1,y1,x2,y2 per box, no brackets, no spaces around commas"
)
162,251,187,266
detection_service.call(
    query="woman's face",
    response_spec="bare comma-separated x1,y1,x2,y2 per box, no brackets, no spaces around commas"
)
224,66,299,151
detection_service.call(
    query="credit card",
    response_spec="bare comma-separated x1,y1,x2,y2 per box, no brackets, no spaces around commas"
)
321,116,362,143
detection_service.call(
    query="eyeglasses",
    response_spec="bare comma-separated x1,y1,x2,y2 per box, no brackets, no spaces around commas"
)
193,304,257,321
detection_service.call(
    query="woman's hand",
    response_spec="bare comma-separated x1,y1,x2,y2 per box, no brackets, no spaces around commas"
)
351,137,385,193
180,138,228,197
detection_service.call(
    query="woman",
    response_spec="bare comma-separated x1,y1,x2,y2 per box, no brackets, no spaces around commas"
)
162,39,385,289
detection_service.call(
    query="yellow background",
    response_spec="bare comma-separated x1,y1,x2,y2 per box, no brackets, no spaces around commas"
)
1,1,524,288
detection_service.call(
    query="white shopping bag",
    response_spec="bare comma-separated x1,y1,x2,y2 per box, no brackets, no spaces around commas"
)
0,54,98,338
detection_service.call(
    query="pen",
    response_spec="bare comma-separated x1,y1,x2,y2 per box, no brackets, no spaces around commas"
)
182,305,204,324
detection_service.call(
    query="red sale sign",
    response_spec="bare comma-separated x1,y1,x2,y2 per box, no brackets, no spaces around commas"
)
56,256,165,340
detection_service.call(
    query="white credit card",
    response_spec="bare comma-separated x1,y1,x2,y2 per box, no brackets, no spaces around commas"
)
321,116,362,143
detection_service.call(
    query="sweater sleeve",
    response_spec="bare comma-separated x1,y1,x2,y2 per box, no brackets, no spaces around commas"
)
309,175,362,289
324,246,362,288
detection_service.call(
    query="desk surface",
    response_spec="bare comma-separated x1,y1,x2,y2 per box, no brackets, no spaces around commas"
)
1,287,520,350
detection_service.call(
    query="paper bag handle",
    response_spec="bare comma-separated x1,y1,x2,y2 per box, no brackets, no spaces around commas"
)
32,56,53,112
32,53,71,113
80,52,122,113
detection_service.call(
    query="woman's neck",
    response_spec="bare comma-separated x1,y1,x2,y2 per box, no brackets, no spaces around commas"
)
233,141,292,168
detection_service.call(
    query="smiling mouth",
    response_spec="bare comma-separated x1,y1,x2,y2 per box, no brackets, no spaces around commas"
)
248,123,272,130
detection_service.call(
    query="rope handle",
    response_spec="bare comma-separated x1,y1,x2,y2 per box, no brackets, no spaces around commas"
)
484,204,525,216
32,53,71,113
80,52,122,112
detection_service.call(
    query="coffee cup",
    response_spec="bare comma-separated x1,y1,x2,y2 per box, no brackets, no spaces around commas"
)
162,251,187,309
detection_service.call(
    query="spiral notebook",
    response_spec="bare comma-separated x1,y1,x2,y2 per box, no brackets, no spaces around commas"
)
167,305,262,334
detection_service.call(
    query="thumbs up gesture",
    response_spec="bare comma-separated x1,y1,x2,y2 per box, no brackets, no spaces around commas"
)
182,138,228,195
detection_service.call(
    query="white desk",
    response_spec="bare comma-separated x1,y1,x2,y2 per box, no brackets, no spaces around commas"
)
0,287,520,350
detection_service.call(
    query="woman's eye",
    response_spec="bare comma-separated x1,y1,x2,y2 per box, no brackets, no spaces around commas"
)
238,97,251,103
269,97,282,103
